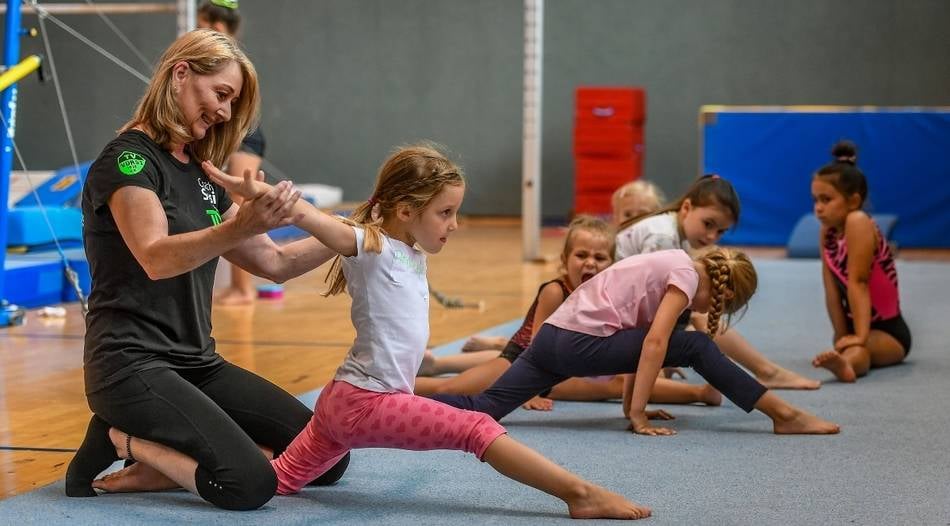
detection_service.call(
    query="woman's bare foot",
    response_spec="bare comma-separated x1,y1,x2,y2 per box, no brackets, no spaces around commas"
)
757,366,822,390
566,483,651,520
772,408,841,435
461,335,507,353
91,428,179,493
214,287,255,306
699,384,723,406
522,396,554,411
812,350,857,383
92,462,178,493
417,349,437,376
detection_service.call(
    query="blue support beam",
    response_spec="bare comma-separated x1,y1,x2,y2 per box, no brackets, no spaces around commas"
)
1,0,23,325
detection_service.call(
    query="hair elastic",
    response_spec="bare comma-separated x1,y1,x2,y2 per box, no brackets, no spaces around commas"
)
210,0,238,9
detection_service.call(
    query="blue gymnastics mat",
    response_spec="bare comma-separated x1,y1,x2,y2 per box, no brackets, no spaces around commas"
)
2,260,949,524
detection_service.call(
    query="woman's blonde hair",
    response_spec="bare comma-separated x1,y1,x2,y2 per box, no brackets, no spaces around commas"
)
561,215,615,263
120,29,259,167
325,142,465,296
695,247,757,336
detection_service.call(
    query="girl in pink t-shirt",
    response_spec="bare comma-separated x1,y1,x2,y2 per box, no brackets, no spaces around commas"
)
615,174,821,391
436,248,840,436
415,216,719,411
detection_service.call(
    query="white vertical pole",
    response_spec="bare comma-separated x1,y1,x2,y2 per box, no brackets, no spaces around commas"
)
521,0,543,261
177,0,196,36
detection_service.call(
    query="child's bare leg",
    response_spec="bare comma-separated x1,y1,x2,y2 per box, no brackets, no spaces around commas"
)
415,358,510,397
92,428,199,494
713,326,821,390
548,376,624,401
649,377,722,406
418,349,501,376
754,391,840,435
481,434,650,520
866,330,906,368
462,335,509,352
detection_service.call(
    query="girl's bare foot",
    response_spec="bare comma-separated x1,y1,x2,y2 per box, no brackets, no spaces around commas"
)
461,335,507,353
92,462,178,493
566,483,651,520
772,408,841,435
699,384,723,406
417,349,437,376
214,287,255,306
522,396,554,411
758,366,822,390
812,351,857,383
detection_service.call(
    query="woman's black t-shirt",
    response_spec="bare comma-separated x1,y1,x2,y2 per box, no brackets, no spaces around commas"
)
81,130,233,394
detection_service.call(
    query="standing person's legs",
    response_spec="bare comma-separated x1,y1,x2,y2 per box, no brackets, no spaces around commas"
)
71,367,278,510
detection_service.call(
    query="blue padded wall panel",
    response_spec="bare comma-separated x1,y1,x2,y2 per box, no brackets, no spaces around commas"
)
702,109,950,247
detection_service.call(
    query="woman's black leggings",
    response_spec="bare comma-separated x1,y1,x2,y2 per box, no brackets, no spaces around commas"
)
68,361,349,510
434,324,768,421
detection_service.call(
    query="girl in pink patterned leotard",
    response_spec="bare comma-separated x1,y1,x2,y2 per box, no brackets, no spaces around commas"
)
811,141,911,383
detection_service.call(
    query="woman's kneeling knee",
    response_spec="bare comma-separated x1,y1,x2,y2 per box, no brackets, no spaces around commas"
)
197,459,277,511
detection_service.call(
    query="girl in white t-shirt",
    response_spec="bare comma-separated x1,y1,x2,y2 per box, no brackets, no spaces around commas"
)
615,175,822,390
204,144,649,520
435,248,840,436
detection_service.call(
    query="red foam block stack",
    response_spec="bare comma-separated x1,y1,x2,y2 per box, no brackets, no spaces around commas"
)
573,87,646,215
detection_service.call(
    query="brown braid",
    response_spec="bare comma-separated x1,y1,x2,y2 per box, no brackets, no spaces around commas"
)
705,260,729,336
324,143,464,296
697,247,758,336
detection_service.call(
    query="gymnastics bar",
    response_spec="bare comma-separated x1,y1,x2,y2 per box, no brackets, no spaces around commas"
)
0,3,176,15
0,55,41,92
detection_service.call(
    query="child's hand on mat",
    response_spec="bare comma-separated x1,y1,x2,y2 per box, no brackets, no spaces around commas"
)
522,396,553,411
202,160,269,200
834,334,865,351
627,410,676,436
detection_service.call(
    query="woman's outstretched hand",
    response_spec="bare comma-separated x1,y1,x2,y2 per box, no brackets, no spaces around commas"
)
202,160,268,200
232,179,303,235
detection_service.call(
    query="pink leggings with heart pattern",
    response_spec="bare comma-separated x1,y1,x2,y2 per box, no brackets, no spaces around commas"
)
271,379,507,495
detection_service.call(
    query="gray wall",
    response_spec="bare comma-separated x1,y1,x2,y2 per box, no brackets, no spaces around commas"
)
5,1,949,217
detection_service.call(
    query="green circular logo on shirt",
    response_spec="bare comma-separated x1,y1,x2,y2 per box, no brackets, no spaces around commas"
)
117,151,147,176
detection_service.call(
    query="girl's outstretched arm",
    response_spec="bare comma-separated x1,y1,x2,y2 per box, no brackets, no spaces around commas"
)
202,162,357,257
836,212,875,350
627,286,688,436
